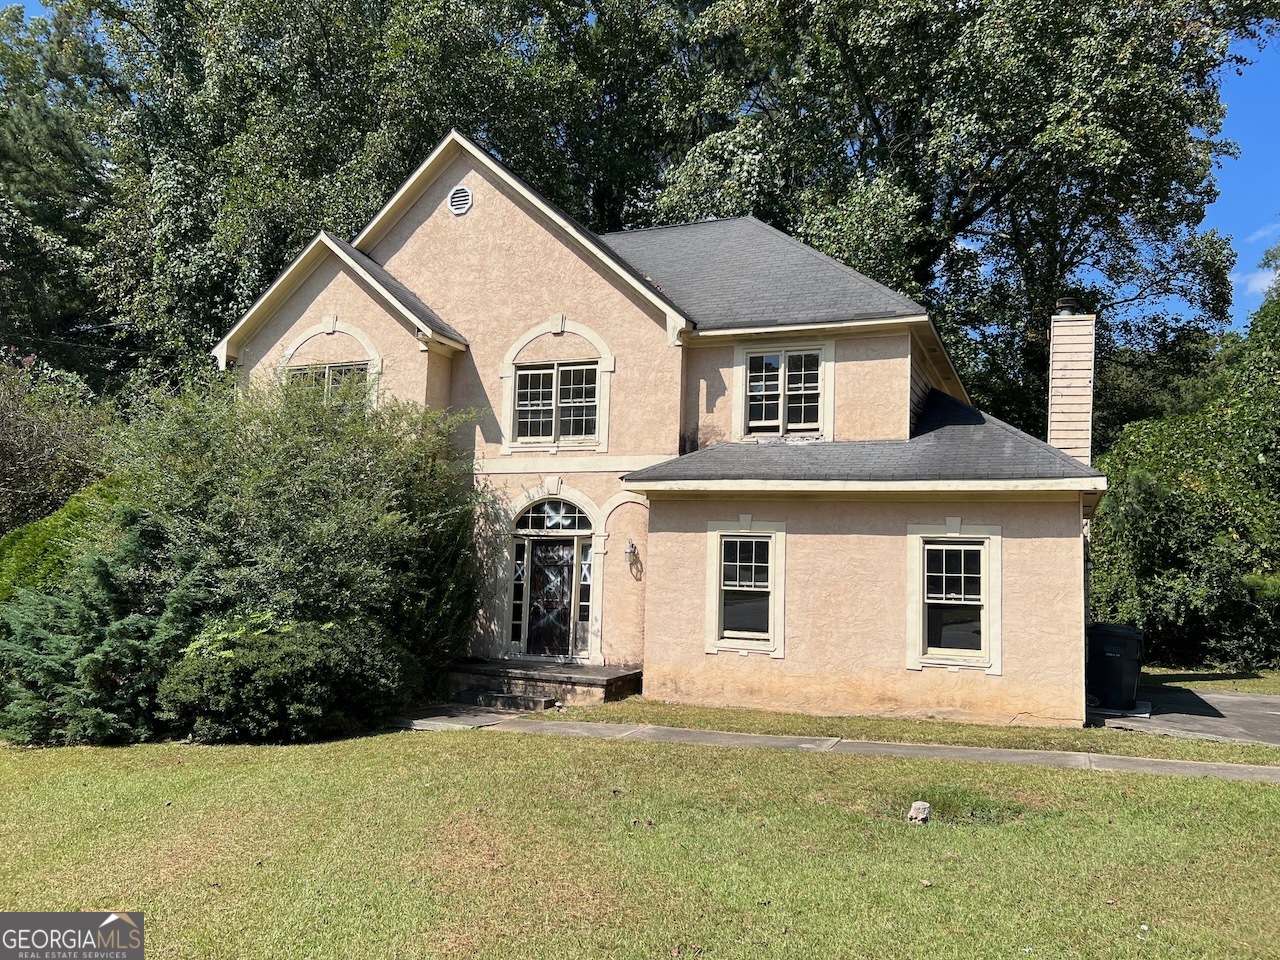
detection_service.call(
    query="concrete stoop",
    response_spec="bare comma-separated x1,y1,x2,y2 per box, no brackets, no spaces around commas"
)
448,659,642,709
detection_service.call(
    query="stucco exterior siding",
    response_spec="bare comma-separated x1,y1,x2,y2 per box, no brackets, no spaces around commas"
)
237,257,435,403
680,344,735,450
474,469,649,668
679,332,912,449
368,154,682,462
641,497,1086,726
833,334,911,440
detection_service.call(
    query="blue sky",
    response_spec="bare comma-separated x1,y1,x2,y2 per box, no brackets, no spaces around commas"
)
16,2,1280,326
1208,47,1280,325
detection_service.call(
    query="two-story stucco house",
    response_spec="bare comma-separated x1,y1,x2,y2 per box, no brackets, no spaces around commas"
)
212,130,1106,727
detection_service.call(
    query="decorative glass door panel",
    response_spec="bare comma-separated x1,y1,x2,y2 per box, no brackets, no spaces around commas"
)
510,499,595,660
526,539,575,657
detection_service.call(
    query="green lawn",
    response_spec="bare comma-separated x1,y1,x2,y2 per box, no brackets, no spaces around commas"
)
3,732,1279,959
1142,666,1280,696
551,697,1280,766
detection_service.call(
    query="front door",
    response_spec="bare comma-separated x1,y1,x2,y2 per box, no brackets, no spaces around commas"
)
526,539,575,657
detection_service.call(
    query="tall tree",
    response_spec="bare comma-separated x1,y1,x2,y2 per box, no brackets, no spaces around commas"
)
0,6,117,383
656,0,1272,433
79,0,700,383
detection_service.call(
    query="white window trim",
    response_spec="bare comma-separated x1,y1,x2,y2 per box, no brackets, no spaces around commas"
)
906,518,1003,675
705,515,786,658
730,340,835,442
276,317,384,401
512,360,601,447
500,479,608,665
499,314,615,455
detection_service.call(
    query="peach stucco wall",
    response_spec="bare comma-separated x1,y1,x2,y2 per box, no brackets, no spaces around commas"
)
369,153,681,462
679,332,913,449
474,471,649,667
238,257,436,404
642,496,1087,726
834,335,911,440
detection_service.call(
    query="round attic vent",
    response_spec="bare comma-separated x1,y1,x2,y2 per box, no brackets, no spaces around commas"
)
448,185,473,216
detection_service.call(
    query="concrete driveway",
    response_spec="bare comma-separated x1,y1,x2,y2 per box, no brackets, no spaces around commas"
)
1102,686,1280,747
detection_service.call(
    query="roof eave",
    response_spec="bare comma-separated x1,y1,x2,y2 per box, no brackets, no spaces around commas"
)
622,476,1107,494
682,313,931,341
211,232,329,368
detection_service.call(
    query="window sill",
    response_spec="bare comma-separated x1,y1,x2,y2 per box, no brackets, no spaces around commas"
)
914,654,993,672
504,439,601,455
711,636,779,657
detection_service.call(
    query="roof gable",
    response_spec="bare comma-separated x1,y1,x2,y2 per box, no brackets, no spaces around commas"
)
352,130,689,339
212,230,465,367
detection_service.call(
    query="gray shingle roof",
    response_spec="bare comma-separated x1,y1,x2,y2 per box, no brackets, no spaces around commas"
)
601,217,926,331
623,391,1102,484
324,231,468,345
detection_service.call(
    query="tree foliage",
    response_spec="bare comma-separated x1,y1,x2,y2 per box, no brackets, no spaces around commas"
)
0,351,111,538
0,378,490,744
1092,252,1280,667
3,0,1269,432
655,0,1270,434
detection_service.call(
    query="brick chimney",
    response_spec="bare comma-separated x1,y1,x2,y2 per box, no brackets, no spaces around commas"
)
1046,298,1097,465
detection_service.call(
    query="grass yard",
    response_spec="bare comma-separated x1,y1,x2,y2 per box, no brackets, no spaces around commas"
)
1142,666,1280,697
3,731,1279,959
551,697,1280,766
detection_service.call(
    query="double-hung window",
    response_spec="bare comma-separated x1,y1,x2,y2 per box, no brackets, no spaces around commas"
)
923,541,985,656
719,535,772,640
514,362,598,442
746,350,821,435
707,518,786,657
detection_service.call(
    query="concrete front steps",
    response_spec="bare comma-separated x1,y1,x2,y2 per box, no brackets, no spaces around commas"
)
448,659,642,710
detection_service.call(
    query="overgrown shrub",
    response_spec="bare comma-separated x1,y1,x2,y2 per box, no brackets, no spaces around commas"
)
1091,286,1280,667
0,351,111,537
0,507,207,744
157,613,412,743
0,375,488,744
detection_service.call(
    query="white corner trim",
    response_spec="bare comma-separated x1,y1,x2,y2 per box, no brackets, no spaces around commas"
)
704,517,787,659
905,521,1003,676
498,317,616,455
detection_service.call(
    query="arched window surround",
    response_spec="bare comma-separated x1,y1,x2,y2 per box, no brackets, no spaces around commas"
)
503,480,607,664
498,314,615,455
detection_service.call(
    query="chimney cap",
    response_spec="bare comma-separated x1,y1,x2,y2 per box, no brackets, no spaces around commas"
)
1055,296,1083,315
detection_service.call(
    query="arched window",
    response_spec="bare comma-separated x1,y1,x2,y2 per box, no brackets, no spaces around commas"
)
510,499,593,659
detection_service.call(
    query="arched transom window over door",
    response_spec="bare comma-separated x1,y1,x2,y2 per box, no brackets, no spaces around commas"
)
510,499,593,659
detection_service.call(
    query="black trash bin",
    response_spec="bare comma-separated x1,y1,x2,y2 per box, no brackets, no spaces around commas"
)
1086,623,1144,711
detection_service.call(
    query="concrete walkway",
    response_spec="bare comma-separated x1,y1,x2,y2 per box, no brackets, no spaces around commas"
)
471,716,1280,784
